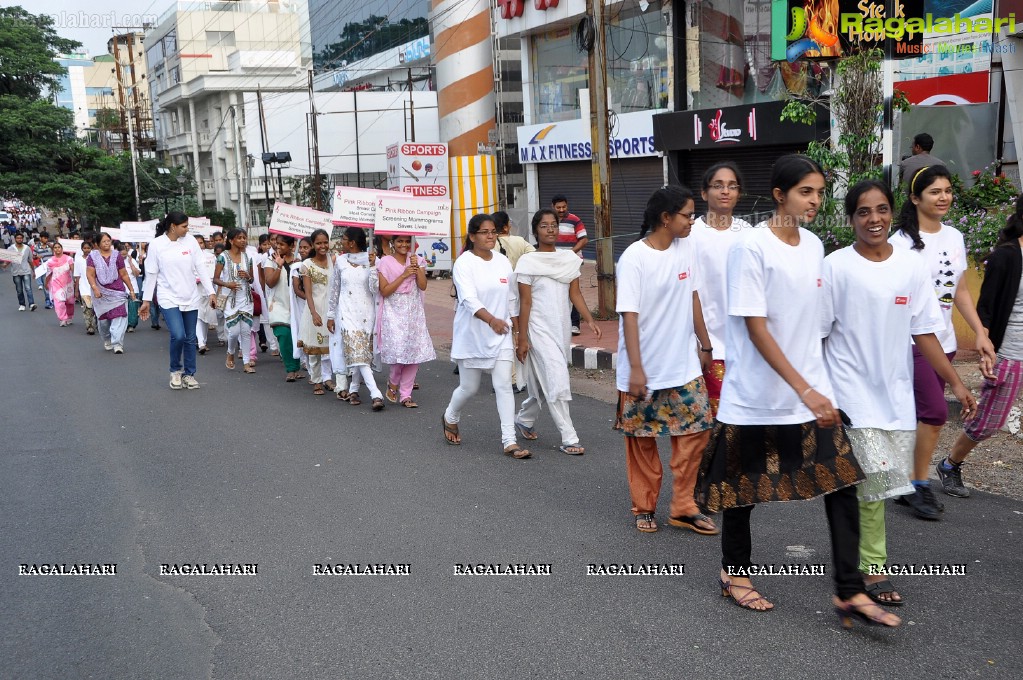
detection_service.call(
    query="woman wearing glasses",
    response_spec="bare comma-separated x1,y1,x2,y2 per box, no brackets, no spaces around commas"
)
689,162,753,415
615,186,717,535
443,214,530,459
514,209,601,454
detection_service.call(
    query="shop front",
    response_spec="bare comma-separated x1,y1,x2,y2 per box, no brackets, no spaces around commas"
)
653,100,829,220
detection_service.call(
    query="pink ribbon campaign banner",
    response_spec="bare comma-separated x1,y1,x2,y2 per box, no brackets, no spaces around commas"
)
374,194,451,238
332,186,386,228
269,203,334,239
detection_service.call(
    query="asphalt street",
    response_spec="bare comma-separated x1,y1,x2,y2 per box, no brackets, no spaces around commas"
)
2,284,1022,679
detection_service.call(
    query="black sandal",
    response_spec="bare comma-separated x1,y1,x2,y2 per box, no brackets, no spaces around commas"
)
442,417,460,445
864,579,904,607
668,513,720,536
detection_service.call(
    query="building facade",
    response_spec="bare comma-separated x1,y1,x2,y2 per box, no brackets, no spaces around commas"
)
145,0,313,224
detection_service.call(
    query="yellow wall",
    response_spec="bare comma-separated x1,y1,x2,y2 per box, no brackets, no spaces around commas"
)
952,265,984,349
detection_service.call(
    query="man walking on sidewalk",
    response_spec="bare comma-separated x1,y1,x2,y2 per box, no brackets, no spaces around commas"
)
551,194,589,335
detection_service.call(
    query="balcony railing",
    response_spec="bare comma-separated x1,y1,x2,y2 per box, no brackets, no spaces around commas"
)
157,1,298,28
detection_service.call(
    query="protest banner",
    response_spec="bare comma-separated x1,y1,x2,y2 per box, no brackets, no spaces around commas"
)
374,194,451,238
120,220,160,242
34,262,48,278
269,203,334,239
0,248,21,264
58,239,83,254
332,186,384,228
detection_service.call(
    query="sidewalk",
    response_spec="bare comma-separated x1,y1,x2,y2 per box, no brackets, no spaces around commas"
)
423,260,618,370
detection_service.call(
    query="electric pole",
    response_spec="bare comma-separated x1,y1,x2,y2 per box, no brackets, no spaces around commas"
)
585,0,615,316
308,69,322,209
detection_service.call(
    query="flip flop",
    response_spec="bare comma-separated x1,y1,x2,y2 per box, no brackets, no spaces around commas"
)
503,445,531,459
514,421,538,440
442,417,460,445
635,513,658,533
668,513,720,536
558,444,585,455
386,384,399,403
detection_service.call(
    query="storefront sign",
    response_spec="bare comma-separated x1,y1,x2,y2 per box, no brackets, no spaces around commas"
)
386,142,450,197
772,0,926,61
268,203,334,239
398,36,430,64
516,109,663,164
653,101,828,151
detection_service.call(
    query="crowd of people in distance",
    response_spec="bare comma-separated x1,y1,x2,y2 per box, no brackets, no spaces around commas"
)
5,153,1022,632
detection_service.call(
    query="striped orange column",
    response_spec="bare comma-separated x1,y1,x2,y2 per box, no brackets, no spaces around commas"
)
431,0,499,249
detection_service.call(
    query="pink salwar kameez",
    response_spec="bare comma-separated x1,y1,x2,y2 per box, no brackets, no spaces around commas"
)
46,254,75,323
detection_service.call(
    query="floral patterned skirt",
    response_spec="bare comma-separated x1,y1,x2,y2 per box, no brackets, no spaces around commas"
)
696,421,865,512
613,376,714,437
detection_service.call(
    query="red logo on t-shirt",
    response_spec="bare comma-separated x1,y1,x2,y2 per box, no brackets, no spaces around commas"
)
895,296,909,305
181,250,190,256
817,278,822,287
678,272,688,281
499,278,508,284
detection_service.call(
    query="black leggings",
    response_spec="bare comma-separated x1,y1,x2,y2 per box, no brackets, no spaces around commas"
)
721,484,863,600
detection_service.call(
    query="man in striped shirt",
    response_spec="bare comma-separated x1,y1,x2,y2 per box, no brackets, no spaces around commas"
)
551,194,588,335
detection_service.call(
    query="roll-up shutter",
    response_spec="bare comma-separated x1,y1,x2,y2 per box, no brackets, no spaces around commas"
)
677,144,809,224
537,157,664,262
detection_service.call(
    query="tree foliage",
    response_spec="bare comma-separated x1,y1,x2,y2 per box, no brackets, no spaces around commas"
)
314,16,428,69
0,6,80,98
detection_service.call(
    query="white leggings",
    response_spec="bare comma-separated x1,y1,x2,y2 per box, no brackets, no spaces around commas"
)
349,364,382,399
445,359,516,447
227,318,252,358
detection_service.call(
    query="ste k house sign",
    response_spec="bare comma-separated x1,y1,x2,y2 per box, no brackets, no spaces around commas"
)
653,101,829,152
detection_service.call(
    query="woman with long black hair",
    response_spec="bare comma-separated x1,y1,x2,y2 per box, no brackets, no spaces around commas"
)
697,155,898,628
139,211,217,390
889,165,996,519
213,228,256,374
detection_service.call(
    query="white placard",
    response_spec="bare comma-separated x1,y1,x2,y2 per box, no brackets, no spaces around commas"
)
374,194,451,237
269,203,334,239
119,220,160,242
189,223,221,239
58,238,83,254
34,262,48,278
332,186,385,228
0,248,21,264
99,227,123,240
189,216,211,226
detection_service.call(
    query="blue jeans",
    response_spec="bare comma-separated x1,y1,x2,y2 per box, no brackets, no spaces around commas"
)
12,275,35,306
37,275,51,305
161,307,198,376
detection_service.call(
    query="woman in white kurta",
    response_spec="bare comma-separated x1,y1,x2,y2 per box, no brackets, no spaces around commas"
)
514,208,600,454
822,180,975,607
444,214,528,458
328,227,384,409
299,229,333,395
212,229,256,373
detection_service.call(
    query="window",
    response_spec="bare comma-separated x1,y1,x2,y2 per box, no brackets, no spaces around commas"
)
205,31,236,48
162,30,177,56
531,3,670,123
170,66,181,85
685,0,830,109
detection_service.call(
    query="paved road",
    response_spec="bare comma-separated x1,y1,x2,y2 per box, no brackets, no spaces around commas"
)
2,285,1022,679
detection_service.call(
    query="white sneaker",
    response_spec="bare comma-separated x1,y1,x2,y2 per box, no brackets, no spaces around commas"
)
104,341,113,351
169,371,183,390
37,285,42,290
18,305,25,311
571,325,581,335
182,375,200,390
113,346,123,354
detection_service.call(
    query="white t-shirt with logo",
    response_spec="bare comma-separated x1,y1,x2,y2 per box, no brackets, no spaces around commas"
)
689,216,753,361
821,245,945,430
717,225,834,425
889,224,966,353
615,237,703,392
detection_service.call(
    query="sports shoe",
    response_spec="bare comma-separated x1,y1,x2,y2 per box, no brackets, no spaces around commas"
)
936,458,970,498
104,341,113,351
571,325,581,335
182,375,201,390
169,371,183,390
18,305,25,311
113,345,123,355
894,485,942,520
29,303,36,311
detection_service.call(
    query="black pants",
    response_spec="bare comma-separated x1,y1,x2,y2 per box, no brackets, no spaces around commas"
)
721,484,863,600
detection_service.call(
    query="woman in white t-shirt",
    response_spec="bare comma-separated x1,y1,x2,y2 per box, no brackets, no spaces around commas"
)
823,180,975,608
889,165,996,520
613,186,717,536
443,214,529,459
689,161,753,415
696,155,896,628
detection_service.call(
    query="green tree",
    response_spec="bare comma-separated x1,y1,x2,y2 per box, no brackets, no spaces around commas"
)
0,6,80,98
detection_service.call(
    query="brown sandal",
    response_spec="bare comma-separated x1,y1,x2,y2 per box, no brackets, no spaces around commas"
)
313,383,325,395
348,393,362,405
225,353,235,370
401,398,418,408
635,513,658,533
503,444,531,459
386,383,399,403
442,417,460,445
243,363,256,374
371,398,385,411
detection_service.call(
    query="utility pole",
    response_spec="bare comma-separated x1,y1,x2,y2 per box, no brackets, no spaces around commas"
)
407,68,416,142
308,69,322,209
257,87,272,216
585,0,615,316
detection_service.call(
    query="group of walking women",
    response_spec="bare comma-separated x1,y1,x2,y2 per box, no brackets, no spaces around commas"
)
615,153,1022,630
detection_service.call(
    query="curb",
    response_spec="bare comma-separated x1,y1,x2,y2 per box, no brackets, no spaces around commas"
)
570,344,617,371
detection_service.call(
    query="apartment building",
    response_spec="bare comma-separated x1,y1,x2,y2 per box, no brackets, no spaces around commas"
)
145,0,313,224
